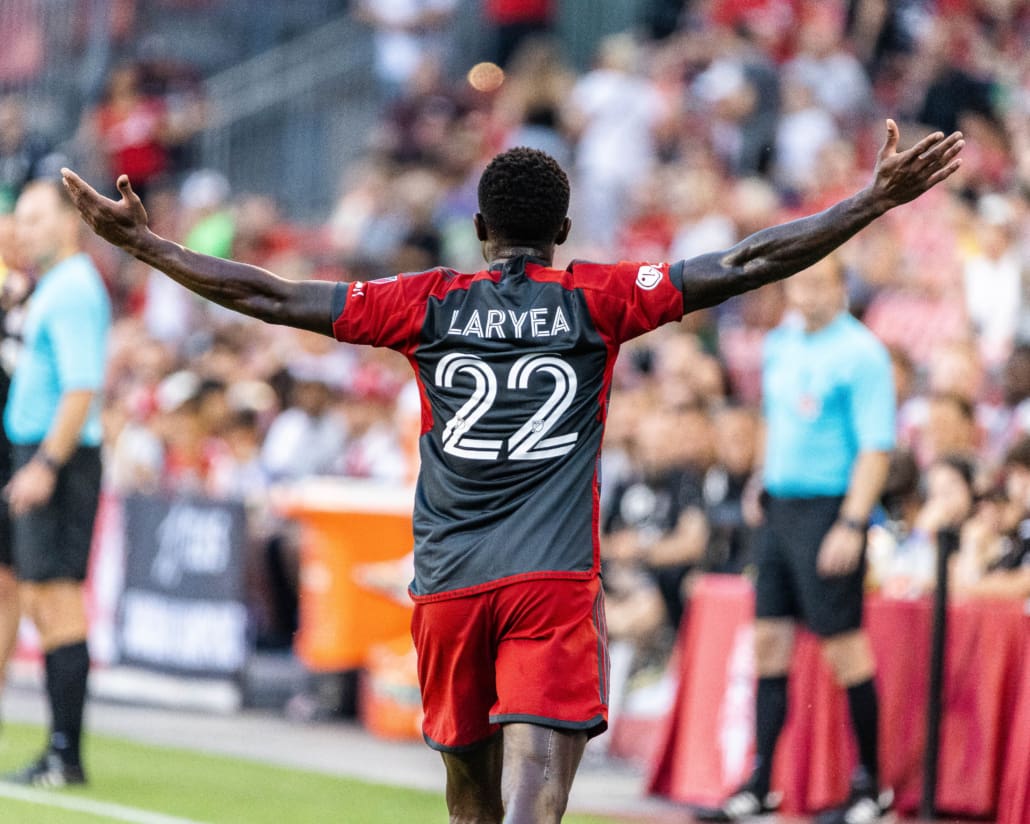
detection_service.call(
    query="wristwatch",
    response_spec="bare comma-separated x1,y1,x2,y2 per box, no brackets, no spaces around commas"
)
837,515,867,533
34,449,62,473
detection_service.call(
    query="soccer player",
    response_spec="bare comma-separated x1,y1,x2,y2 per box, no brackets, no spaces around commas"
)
62,119,961,823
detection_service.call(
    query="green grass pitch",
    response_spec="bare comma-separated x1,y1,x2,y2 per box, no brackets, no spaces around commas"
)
0,722,625,823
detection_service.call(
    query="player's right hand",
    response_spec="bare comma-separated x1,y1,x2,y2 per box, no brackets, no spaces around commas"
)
61,169,150,251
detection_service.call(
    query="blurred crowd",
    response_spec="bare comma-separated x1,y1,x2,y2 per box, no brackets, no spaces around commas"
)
2,0,1030,655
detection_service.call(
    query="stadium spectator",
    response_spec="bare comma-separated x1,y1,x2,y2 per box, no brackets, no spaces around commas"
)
80,64,175,201
567,34,669,251
773,77,839,196
496,39,575,169
782,5,872,126
701,403,759,574
3,179,111,787
952,436,1030,601
881,454,977,599
704,254,897,823
260,369,345,482
354,0,459,97
997,344,1030,451
962,192,1023,367
603,405,707,644
337,375,409,482
918,393,980,468
484,0,555,67
692,26,780,178
63,107,962,821
0,95,53,212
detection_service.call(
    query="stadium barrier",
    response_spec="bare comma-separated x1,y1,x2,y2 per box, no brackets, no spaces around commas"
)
647,574,1030,822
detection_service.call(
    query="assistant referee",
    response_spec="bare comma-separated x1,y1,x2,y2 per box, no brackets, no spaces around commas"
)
708,255,895,824
2,180,110,787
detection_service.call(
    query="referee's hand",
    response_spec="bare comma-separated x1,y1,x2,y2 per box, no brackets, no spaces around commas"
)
817,522,864,577
5,459,57,517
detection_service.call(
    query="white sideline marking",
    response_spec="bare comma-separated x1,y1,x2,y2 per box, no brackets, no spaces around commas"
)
0,782,207,824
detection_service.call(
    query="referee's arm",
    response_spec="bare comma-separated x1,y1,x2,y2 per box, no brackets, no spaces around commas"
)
820,339,896,576
5,389,96,516
839,451,891,529
675,121,963,313
61,171,338,336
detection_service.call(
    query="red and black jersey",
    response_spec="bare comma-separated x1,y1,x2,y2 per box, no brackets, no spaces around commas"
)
331,255,686,601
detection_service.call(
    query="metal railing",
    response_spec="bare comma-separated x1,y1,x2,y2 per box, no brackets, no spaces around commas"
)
199,13,379,221
0,0,112,138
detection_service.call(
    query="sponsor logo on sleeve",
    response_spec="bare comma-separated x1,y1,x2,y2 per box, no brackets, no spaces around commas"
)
635,264,663,290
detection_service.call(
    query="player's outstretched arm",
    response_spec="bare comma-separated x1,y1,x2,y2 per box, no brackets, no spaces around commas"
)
678,120,964,313
61,169,337,335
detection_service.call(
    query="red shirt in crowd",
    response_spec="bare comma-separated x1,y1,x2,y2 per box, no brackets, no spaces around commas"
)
485,0,553,25
95,97,168,184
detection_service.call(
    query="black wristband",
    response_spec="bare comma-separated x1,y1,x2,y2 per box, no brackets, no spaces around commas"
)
34,449,62,473
837,516,867,533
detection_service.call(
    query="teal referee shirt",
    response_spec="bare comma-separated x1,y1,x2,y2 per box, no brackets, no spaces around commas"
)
761,311,895,498
4,253,111,447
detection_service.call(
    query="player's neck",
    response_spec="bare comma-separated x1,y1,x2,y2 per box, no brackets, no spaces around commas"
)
486,244,554,267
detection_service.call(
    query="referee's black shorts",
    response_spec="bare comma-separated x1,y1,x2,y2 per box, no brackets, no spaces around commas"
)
11,444,102,582
754,493,866,638
0,432,11,569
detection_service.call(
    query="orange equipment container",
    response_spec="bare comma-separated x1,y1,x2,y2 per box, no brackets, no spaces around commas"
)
359,634,423,741
275,479,416,672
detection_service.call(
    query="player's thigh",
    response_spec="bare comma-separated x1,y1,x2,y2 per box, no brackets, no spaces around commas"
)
411,592,500,752
492,577,608,738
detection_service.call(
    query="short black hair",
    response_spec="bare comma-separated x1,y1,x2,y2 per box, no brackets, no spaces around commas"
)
933,453,976,491
477,147,570,244
929,392,975,422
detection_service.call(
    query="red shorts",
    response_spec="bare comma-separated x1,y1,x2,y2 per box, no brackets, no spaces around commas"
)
411,575,609,752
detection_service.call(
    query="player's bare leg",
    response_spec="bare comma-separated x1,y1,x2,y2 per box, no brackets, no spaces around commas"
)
501,723,587,824
440,732,504,824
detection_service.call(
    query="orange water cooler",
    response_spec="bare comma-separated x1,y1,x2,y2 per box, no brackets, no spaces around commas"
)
275,479,416,672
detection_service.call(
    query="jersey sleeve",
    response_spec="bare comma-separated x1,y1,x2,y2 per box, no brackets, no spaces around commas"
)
848,338,896,452
330,272,432,350
47,277,110,392
572,260,686,344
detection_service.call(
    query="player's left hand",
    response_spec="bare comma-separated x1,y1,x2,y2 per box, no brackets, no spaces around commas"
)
817,523,864,578
870,119,964,209
5,459,57,517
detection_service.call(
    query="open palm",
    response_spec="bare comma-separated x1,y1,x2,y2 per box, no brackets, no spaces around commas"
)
61,170,150,251
871,119,964,208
